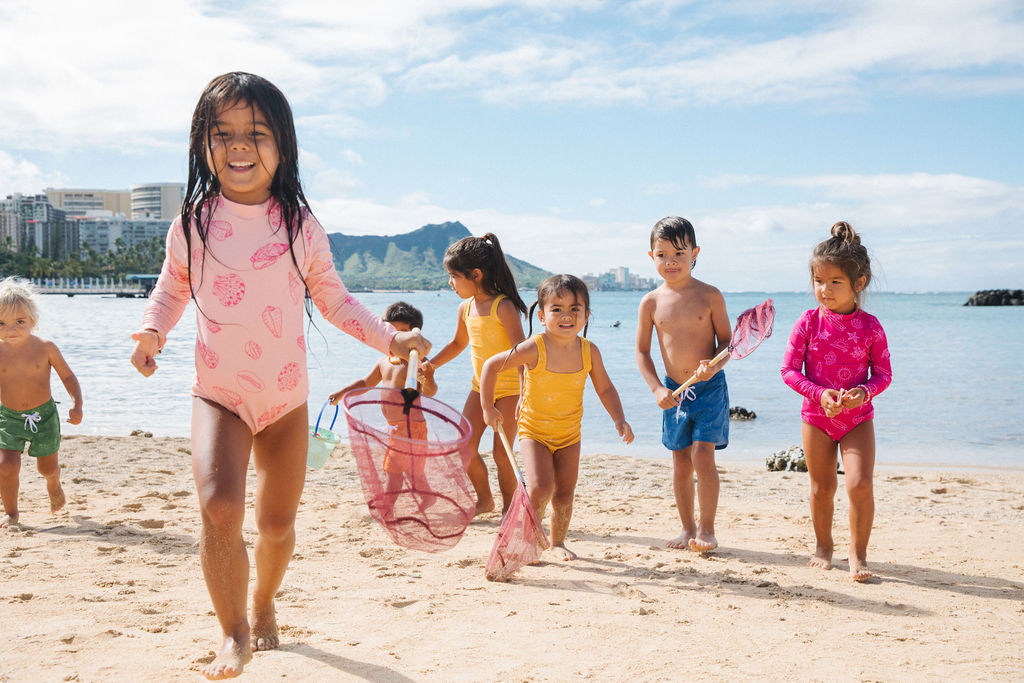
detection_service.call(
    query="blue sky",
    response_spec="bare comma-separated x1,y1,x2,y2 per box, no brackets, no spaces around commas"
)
1,0,1021,291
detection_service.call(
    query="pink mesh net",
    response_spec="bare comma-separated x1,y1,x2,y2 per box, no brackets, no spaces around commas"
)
728,298,775,359
342,387,476,553
485,475,550,582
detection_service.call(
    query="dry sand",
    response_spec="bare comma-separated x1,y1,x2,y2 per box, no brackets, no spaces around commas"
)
2,434,1022,681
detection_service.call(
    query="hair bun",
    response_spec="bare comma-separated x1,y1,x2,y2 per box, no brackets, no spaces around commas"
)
830,221,859,244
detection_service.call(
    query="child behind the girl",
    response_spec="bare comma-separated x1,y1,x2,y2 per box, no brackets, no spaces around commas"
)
129,72,428,680
0,277,83,528
481,274,633,560
781,221,892,582
426,233,526,515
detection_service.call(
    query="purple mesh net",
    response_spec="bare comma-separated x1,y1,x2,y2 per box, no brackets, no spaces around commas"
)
728,298,775,359
485,474,550,582
342,387,475,553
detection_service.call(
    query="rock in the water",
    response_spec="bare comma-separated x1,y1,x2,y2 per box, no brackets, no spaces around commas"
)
730,406,756,421
964,289,1024,306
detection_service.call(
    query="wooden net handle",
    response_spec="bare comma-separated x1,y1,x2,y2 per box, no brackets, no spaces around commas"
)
670,346,730,398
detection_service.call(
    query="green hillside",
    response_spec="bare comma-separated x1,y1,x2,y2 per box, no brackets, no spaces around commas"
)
327,221,551,290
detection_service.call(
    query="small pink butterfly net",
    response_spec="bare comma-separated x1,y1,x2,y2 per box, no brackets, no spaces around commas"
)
485,431,550,582
342,387,476,552
729,298,775,359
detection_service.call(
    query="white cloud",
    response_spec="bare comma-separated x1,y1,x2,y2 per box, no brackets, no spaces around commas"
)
0,150,67,195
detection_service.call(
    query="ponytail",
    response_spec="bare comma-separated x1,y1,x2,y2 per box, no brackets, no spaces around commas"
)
444,233,527,316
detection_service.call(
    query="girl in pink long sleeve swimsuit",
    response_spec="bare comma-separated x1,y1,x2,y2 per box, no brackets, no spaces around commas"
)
129,73,429,681
781,221,891,584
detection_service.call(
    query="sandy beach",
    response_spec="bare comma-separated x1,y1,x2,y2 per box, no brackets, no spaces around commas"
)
2,433,1022,681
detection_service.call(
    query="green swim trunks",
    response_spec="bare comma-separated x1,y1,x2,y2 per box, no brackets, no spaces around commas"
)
0,399,61,458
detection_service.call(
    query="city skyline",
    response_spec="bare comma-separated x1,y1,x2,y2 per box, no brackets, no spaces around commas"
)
1,2,1021,292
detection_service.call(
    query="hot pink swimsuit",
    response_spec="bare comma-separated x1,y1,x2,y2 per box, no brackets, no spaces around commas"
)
141,195,396,433
781,306,892,442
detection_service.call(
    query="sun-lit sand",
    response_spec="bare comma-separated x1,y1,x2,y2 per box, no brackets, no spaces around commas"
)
2,434,1022,680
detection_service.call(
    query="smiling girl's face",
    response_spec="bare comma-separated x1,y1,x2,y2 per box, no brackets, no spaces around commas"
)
206,100,279,205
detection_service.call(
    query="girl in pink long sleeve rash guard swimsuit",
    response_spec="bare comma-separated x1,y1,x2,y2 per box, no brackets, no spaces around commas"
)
142,195,396,432
781,306,892,442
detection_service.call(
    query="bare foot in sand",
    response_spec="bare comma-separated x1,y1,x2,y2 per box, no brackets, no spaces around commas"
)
474,495,496,517
202,634,252,680
47,481,66,513
550,542,577,561
689,532,717,553
808,545,833,570
849,555,873,582
251,603,279,651
1,512,19,528
666,531,695,550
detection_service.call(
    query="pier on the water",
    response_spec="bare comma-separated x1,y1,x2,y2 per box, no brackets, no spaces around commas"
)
30,274,158,298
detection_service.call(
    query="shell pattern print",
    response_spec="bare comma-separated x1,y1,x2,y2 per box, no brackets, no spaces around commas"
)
141,195,396,433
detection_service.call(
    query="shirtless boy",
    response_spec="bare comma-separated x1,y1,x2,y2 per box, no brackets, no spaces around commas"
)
0,277,83,527
636,217,732,552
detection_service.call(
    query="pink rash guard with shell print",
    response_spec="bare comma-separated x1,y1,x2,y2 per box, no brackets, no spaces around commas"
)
141,195,396,433
781,306,892,442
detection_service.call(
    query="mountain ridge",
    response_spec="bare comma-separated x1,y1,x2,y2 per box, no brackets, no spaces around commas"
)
326,221,551,290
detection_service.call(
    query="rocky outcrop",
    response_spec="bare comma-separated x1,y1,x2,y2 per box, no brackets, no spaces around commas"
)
730,406,756,421
964,289,1023,306
766,445,806,472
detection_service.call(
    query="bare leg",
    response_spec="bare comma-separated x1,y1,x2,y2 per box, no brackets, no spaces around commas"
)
250,403,308,650
491,395,520,514
803,422,839,571
688,441,719,552
840,421,875,582
462,392,495,515
191,397,254,680
520,438,554,520
0,449,22,527
35,453,65,513
548,442,581,560
667,447,696,549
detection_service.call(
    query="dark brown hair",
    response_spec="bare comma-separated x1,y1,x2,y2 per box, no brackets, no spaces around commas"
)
443,232,527,316
527,274,590,337
382,301,423,330
811,221,872,304
650,216,698,269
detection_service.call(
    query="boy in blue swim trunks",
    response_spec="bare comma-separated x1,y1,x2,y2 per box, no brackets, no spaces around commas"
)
636,217,732,552
0,277,83,528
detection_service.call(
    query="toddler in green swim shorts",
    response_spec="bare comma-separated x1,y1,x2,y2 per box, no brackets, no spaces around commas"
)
0,277,83,527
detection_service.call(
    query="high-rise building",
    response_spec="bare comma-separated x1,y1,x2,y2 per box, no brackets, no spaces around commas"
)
73,215,170,254
0,193,76,258
45,188,131,216
131,183,185,219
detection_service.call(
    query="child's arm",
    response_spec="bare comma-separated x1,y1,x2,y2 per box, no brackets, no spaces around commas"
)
425,302,469,370
416,363,438,397
635,294,676,409
496,298,527,394
329,362,383,405
780,314,840,415
133,220,191,376
589,344,634,444
47,342,82,425
693,289,732,382
480,340,537,428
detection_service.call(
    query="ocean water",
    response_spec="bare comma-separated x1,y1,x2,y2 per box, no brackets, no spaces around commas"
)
33,289,1023,468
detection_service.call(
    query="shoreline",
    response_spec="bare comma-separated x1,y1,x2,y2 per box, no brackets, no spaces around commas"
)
2,434,1022,680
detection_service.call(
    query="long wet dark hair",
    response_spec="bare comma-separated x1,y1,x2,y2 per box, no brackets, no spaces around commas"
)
443,233,527,316
527,274,590,337
181,72,313,317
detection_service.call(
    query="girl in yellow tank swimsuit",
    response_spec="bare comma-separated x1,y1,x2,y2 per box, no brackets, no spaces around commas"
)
481,275,634,560
425,233,527,515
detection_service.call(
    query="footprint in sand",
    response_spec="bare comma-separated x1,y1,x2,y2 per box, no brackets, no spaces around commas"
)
137,519,165,529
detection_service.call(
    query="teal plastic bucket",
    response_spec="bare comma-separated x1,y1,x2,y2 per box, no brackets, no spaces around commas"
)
308,401,341,469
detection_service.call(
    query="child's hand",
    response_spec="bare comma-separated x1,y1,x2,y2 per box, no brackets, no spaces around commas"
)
482,405,502,429
653,385,678,410
390,329,431,362
693,359,713,382
130,330,162,377
839,387,866,410
418,359,435,383
616,420,634,444
820,389,842,418
67,406,83,425
328,389,344,406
